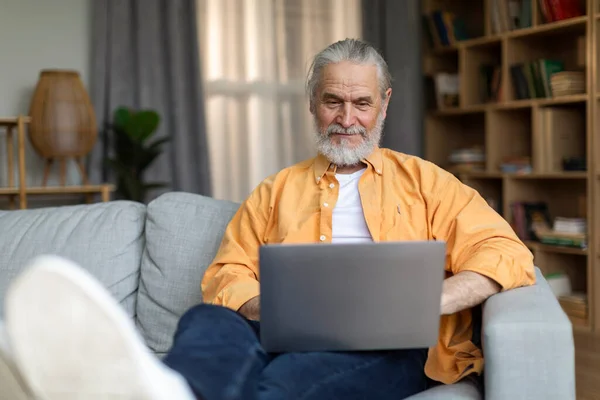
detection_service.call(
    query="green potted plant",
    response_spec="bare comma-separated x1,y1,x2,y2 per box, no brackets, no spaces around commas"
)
105,107,169,203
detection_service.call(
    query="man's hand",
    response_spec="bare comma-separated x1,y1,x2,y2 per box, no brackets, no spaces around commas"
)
238,296,260,321
440,271,501,315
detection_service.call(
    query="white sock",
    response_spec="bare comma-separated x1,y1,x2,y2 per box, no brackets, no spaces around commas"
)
0,319,35,399
4,255,197,400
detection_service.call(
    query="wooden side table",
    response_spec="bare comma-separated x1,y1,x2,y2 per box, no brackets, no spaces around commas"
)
0,115,114,210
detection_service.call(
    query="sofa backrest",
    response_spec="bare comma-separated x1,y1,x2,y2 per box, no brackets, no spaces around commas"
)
0,200,146,319
135,192,239,356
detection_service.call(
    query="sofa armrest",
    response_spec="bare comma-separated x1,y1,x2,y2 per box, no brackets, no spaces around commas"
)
482,267,576,400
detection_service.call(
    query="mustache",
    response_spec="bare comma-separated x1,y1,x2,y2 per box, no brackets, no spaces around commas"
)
325,123,367,137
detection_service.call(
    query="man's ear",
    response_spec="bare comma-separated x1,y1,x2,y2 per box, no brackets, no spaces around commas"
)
309,100,316,115
382,88,392,118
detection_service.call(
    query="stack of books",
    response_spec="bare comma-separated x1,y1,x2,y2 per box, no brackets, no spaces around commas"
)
500,156,532,174
511,202,587,249
447,147,485,173
538,217,587,249
550,71,586,97
433,73,460,109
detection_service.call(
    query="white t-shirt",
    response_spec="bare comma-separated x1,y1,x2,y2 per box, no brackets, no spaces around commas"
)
331,168,373,243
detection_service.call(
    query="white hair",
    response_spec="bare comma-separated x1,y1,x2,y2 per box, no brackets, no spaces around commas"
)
306,38,392,112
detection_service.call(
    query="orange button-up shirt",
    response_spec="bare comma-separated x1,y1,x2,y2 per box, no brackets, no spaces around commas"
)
201,147,535,384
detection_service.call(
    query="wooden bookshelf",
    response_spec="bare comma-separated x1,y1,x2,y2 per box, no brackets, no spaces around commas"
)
422,0,597,335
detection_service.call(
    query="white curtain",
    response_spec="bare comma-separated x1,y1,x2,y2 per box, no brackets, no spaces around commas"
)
196,0,362,203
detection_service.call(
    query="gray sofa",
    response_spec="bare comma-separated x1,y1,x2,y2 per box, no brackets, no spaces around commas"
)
0,192,576,399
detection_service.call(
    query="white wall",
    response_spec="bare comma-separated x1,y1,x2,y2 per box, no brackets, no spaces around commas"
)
0,0,92,187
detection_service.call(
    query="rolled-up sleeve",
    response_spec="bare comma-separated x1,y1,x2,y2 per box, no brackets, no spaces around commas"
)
429,173,536,290
201,184,270,311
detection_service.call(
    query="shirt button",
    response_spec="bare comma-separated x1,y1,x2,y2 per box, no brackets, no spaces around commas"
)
376,169,382,174
329,183,335,188
319,235,326,241
316,177,321,182
323,202,329,207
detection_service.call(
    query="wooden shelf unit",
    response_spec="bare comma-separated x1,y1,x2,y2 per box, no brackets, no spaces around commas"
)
422,0,597,334
0,116,114,209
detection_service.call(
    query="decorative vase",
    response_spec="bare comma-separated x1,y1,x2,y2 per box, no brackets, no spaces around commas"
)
28,70,97,185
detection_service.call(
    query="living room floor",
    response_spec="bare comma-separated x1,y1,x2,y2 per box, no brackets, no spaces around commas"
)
575,332,600,399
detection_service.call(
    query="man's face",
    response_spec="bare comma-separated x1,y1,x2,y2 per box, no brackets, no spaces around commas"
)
312,61,391,167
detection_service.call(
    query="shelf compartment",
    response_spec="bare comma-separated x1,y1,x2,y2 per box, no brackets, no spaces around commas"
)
460,175,502,214
423,51,459,77
460,40,502,106
504,178,587,241
425,112,485,171
537,253,588,291
487,108,532,172
532,103,587,174
506,31,586,103
534,251,590,331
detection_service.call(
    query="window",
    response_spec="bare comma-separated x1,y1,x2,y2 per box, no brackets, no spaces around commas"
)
197,0,362,202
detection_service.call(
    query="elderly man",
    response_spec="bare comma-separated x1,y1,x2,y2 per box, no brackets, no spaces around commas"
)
1,39,534,400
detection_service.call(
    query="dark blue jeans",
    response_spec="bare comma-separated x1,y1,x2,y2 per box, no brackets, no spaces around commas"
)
163,304,430,400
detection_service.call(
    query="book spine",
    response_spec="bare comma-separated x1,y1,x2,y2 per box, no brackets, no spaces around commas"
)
548,0,566,20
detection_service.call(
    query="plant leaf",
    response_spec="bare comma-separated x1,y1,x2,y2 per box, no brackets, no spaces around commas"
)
113,107,131,130
127,110,160,142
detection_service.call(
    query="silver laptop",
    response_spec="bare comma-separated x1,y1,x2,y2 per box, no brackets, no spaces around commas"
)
258,241,446,353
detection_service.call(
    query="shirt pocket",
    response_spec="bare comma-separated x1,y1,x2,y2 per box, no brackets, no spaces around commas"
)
383,203,430,241
264,208,320,244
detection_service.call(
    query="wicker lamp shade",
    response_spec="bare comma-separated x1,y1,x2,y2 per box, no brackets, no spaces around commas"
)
28,70,97,158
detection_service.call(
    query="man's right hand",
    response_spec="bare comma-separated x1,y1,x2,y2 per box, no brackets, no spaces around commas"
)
238,296,260,321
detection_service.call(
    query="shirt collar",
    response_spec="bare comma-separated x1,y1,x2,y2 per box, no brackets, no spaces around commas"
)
313,147,383,183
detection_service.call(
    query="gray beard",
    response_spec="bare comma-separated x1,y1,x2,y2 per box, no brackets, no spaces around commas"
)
313,112,385,167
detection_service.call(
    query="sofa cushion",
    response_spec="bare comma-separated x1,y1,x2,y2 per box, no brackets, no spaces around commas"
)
137,192,239,355
406,380,481,399
0,201,146,319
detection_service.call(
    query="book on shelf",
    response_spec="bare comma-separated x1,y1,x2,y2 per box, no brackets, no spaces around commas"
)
480,64,503,102
511,201,552,240
423,10,470,48
533,107,585,173
491,0,533,33
433,73,459,109
510,59,565,100
537,0,583,24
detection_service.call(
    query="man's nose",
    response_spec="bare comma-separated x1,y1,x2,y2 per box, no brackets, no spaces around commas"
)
336,103,356,128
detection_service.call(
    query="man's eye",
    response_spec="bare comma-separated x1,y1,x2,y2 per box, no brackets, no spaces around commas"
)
357,102,369,107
